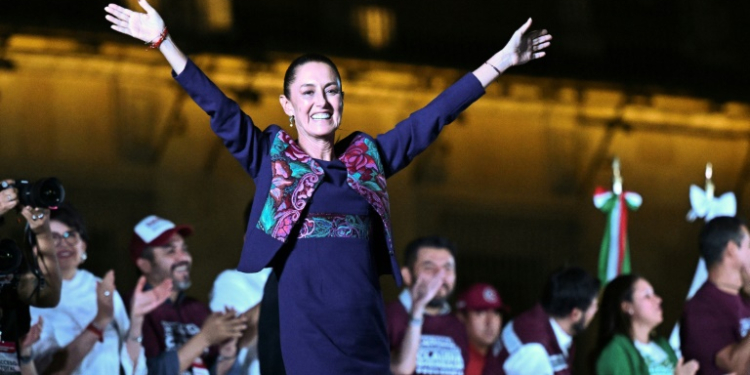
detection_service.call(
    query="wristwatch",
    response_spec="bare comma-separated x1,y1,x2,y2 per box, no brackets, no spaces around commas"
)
19,349,33,365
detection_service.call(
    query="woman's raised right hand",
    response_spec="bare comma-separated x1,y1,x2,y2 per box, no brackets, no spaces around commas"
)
105,0,165,44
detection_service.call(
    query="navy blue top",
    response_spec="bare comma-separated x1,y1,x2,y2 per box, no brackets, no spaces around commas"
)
174,59,485,373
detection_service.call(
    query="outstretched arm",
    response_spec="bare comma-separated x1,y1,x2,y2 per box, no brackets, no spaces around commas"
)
105,0,187,74
473,18,552,87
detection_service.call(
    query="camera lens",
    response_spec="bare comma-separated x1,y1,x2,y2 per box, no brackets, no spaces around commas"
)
17,178,66,208
34,178,65,208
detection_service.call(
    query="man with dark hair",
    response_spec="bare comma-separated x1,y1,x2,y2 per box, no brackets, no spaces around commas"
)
386,236,468,375
128,215,246,375
500,266,599,375
681,216,750,375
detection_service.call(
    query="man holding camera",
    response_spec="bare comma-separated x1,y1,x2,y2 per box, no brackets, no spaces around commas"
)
0,179,62,375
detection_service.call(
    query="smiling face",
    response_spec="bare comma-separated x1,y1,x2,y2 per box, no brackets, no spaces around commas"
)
279,61,344,142
50,220,86,276
144,233,193,291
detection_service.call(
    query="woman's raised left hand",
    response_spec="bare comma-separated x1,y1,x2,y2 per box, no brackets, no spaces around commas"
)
105,0,165,44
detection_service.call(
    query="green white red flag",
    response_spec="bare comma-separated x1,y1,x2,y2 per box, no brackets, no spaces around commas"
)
593,187,642,283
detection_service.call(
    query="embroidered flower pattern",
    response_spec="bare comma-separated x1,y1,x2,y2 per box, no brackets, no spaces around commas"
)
298,213,370,239
257,131,324,241
341,136,393,251
257,131,393,254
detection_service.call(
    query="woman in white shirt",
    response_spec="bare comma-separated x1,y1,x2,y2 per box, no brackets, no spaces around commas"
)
30,203,172,375
595,274,698,375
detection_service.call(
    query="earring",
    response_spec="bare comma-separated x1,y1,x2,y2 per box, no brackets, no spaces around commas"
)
80,252,87,263
289,115,295,128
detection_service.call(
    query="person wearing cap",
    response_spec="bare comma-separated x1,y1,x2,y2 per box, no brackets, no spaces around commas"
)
499,266,599,375
456,283,508,375
386,236,469,375
29,203,173,375
209,268,271,375
128,215,248,375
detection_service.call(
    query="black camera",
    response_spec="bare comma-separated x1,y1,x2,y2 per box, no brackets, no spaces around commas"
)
1,178,65,208
0,239,22,277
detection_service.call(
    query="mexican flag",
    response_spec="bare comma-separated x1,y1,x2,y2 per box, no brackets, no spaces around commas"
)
594,187,643,283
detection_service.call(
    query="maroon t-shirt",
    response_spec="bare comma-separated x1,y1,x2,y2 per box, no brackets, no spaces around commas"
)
125,290,215,374
481,339,507,375
681,281,750,375
385,294,469,375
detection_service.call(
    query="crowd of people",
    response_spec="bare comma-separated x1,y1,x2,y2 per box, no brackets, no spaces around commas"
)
0,0,746,374
4,194,749,375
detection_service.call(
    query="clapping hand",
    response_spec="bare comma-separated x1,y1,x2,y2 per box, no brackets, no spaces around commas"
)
93,270,116,329
105,0,165,44
201,308,248,346
674,357,699,375
130,275,172,319
20,316,43,356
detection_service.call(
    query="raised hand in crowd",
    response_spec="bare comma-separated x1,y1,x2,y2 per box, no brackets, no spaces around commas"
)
93,270,116,329
130,275,172,319
0,179,19,216
201,308,248,345
410,268,447,319
674,357,699,375
19,317,43,375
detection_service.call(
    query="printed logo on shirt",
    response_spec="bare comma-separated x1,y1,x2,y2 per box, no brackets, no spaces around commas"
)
162,321,201,350
415,335,464,375
0,341,20,375
740,318,750,338
161,321,205,375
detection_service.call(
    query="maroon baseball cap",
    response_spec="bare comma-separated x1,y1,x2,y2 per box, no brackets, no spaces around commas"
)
129,215,193,263
456,283,509,312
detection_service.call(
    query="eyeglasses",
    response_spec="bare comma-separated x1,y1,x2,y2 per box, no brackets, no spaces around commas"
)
52,231,79,247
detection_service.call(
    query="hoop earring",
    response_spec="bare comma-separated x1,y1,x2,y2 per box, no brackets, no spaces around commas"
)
289,115,295,128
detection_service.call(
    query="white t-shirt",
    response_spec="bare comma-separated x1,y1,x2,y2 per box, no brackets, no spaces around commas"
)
30,269,146,375
633,340,674,375
502,319,572,375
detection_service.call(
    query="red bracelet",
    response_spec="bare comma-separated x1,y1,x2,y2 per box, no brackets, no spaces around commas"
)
147,27,169,49
86,323,104,342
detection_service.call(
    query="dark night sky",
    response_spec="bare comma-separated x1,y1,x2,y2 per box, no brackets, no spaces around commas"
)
1,0,748,100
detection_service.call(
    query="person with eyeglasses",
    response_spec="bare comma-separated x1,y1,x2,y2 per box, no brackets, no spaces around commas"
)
28,202,173,375
0,179,62,375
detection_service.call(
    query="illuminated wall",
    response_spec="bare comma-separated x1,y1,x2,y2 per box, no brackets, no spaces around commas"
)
2,34,750,357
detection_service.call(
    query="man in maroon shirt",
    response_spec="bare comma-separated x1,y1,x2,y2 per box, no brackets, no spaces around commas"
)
128,215,246,375
456,283,508,375
681,216,750,375
387,236,468,375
